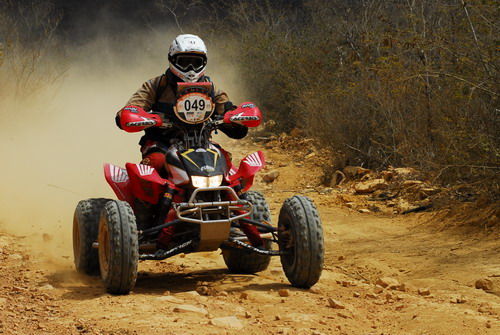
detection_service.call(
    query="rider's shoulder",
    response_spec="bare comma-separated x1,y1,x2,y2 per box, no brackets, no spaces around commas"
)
146,75,165,86
140,75,168,93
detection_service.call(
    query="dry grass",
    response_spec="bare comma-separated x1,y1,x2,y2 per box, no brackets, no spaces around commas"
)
197,0,499,195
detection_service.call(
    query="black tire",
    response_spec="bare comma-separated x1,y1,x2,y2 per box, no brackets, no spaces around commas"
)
73,198,111,275
278,196,324,288
222,191,272,274
241,191,272,224
98,200,139,295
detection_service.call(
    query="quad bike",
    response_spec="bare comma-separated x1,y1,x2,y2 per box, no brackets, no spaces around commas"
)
73,82,324,294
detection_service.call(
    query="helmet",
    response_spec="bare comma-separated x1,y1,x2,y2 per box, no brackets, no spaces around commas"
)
168,34,207,82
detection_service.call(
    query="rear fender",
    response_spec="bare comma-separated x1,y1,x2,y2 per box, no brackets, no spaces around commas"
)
104,163,134,204
125,163,167,204
229,151,265,192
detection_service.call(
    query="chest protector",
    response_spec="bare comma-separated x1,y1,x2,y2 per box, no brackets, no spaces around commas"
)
141,72,215,146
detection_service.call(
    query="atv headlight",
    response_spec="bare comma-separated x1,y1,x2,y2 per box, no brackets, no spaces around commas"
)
191,175,223,188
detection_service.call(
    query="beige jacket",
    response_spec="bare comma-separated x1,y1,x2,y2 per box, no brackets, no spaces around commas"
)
126,74,229,115
119,71,248,145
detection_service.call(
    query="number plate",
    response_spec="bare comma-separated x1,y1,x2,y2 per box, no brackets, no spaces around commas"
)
175,93,214,124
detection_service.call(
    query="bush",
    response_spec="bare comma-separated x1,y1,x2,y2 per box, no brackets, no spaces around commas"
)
198,0,499,192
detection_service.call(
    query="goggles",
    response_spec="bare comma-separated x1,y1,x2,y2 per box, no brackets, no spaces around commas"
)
173,54,206,72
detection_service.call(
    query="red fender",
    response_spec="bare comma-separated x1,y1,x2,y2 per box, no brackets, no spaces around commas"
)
224,102,262,128
119,105,162,132
229,151,265,192
104,163,134,204
125,163,167,204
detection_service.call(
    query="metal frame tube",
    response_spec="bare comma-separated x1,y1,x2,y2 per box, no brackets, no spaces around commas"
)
173,186,254,224
139,240,194,260
224,238,282,256
240,218,277,232
140,219,182,236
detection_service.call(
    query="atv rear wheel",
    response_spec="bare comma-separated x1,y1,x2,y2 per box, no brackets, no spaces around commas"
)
278,196,324,288
98,200,138,295
222,191,272,274
73,198,111,275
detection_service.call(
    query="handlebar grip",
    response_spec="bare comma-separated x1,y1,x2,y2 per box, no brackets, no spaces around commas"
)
120,105,163,132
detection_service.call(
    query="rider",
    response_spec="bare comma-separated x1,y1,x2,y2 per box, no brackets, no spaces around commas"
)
115,34,248,174
115,34,262,248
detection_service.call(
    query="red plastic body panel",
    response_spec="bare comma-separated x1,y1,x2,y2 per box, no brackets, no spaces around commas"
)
125,163,167,204
119,105,162,133
229,151,266,192
224,102,262,128
104,163,134,204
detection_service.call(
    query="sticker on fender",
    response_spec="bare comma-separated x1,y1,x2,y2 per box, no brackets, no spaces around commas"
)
175,93,214,124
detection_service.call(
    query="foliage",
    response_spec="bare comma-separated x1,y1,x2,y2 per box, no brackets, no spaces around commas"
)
0,0,65,99
197,0,499,190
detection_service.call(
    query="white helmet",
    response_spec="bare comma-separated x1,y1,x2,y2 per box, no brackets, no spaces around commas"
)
168,34,207,82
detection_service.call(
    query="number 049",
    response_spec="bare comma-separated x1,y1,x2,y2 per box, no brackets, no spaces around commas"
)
184,98,206,112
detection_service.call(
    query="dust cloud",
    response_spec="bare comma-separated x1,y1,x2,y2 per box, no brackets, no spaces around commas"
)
0,29,247,265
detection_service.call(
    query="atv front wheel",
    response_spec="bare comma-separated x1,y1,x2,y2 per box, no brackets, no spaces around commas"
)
278,196,324,288
222,191,272,274
98,200,138,294
73,198,111,275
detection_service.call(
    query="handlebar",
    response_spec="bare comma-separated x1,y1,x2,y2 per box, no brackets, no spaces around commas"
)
155,113,224,130
120,101,261,133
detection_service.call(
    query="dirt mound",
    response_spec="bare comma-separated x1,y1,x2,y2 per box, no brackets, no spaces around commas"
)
253,130,499,232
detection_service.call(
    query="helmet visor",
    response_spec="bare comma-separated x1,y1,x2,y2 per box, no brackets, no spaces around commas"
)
174,54,206,72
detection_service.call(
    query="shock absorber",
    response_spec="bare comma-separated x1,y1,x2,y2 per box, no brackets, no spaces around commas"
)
155,186,176,226
156,186,176,249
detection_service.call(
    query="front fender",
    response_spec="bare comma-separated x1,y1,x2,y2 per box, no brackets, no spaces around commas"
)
229,151,265,192
104,163,134,204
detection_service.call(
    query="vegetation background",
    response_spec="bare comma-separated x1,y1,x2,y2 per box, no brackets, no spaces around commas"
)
1,0,498,197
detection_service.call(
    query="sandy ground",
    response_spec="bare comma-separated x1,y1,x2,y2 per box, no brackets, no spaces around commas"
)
0,137,499,335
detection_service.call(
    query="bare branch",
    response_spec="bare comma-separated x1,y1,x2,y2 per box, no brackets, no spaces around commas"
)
167,6,184,33
460,0,492,78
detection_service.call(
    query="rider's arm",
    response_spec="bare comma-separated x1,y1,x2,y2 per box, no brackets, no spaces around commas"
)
126,77,162,110
116,76,163,129
214,88,248,139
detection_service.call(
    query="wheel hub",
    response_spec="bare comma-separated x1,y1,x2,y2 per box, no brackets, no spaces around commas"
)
98,216,110,276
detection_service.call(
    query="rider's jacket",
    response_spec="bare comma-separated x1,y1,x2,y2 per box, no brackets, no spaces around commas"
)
118,69,248,146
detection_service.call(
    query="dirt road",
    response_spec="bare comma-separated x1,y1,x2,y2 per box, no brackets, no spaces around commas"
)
0,138,498,335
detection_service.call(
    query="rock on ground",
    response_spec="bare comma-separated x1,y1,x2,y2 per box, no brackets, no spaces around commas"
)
475,278,494,291
417,288,431,296
343,166,371,179
327,298,346,309
354,179,388,194
262,170,280,183
278,289,290,297
209,316,244,330
376,277,401,290
172,304,208,315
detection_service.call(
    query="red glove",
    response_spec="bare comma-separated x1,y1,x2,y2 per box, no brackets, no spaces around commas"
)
117,105,163,133
223,102,262,128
